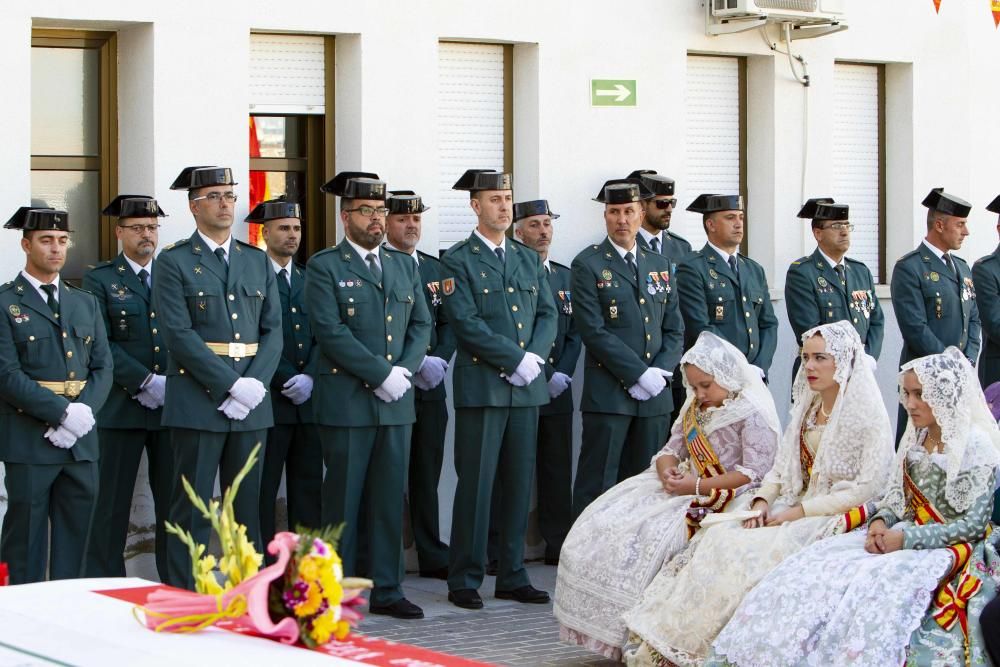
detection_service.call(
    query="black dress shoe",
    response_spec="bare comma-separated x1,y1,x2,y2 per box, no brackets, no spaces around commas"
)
369,598,425,619
419,566,449,580
448,588,484,609
495,585,550,604
485,560,499,576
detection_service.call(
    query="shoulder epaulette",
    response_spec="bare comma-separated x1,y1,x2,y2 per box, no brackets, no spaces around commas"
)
311,246,337,259
294,261,307,272
161,238,190,252
234,238,264,254
898,248,921,261
789,256,809,267
843,256,866,266
953,254,970,266
549,260,570,271
0,281,14,293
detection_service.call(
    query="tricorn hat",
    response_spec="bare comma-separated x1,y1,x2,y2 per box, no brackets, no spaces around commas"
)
797,197,848,221
170,166,237,191
628,170,675,197
320,171,381,197
921,188,972,218
320,171,386,200
686,194,745,214
4,207,70,232
596,183,645,205
245,196,302,223
102,195,167,219
513,199,560,222
986,194,1000,215
452,169,513,192
593,178,653,203
386,190,430,215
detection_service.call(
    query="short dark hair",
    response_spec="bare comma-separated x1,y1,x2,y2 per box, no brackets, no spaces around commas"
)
812,219,825,230
926,209,939,230
340,198,354,214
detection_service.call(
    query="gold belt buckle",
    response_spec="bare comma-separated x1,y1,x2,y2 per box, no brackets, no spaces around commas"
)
228,342,247,358
65,380,83,398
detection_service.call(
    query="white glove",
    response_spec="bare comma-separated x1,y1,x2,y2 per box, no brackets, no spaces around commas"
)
416,356,449,390
45,426,78,449
281,374,314,405
373,386,395,403
513,352,545,385
548,372,572,399
61,402,95,438
628,383,653,401
229,377,266,410
636,367,670,398
751,365,767,380
376,366,412,402
136,374,166,410
501,371,528,387
864,354,877,373
218,396,251,420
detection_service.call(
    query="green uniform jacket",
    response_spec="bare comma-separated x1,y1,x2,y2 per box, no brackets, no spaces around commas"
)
152,232,282,432
677,244,778,371
0,274,112,463
540,260,581,417
972,245,1000,386
83,255,167,430
571,239,684,417
270,262,315,425
441,234,557,408
637,230,693,275
784,249,884,357
305,241,431,427
891,244,981,366
415,249,456,403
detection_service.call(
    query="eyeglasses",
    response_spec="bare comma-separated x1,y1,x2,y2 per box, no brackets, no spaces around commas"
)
344,205,390,218
823,222,855,231
120,224,161,234
192,192,238,204
654,199,678,210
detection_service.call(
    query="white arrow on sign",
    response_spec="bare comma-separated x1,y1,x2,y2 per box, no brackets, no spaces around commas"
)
594,84,632,103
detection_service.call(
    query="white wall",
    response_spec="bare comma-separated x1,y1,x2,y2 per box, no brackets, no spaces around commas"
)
3,0,999,576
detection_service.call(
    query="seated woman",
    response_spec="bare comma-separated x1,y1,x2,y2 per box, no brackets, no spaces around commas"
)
554,332,780,660
622,321,894,667
711,347,1000,667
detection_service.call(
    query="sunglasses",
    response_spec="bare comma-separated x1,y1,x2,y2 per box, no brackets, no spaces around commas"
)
654,199,678,210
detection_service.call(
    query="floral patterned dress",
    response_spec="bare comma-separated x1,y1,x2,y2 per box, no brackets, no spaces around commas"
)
710,437,1000,667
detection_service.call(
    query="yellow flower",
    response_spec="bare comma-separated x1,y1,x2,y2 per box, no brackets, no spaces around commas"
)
194,554,223,596
309,609,337,645
334,619,351,641
298,555,323,583
294,582,323,618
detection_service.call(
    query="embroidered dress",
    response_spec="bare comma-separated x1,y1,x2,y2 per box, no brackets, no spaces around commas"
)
554,333,779,660
622,321,894,666
711,348,1000,667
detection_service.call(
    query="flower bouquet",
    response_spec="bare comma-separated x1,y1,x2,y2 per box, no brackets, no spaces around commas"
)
135,444,372,647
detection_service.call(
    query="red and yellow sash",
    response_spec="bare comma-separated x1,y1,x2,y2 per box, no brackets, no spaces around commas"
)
904,469,987,640
799,417,815,483
683,403,735,537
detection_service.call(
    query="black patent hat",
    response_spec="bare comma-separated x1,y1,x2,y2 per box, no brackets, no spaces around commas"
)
986,194,1000,214
4,207,70,232
797,197,839,220
452,169,513,192
102,195,167,219
628,170,675,197
387,191,429,214
686,194,745,214
170,166,237,191
593,178,653,203
513,199,559,222
245,197,302,223
596,183,645,205
320,171,382,197
921,188,972,218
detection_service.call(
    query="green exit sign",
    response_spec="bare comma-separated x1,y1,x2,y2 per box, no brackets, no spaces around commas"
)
591,79,637,107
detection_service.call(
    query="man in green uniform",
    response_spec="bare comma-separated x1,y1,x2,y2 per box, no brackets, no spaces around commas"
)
306,172,431,619
570,182,683,519
513,199,580,565
785,198,884,379
629,170,692,426
442,169,557,610
250,198,321,549
155,166,282,589
973,194,1000,389
891,188,981,441
83,196,171,580
382,189,455,580
0,207,112,584
677,194,777,378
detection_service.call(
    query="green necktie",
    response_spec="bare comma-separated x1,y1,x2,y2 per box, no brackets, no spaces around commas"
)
41,283,59,318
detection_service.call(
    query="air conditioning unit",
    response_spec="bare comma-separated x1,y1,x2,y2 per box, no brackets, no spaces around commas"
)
707,0,848,38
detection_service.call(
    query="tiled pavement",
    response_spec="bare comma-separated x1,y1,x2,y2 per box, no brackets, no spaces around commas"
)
358,562,619,666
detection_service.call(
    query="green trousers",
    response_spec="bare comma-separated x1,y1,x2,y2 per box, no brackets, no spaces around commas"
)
536,413,573,561
85,428,172,580
165,428,265,590
318,424,410,607
1,460,98,584
408,399,450,572
572,413,669,519
259,422,322,548
448,406,538,592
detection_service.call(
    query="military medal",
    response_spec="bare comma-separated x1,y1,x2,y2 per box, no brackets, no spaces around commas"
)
428,281,442,307
709,269,719,279
715,305,725,321
602,269,613,281
347,307,355,317
935,296,943,319
929,272,939,282
564,290,573,315
817,276,828,288
609,301,618,319
963,277,976,301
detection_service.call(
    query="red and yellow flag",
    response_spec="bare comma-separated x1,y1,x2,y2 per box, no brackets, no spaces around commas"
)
248,117,270,249
933,0,941,13
992,0,1000,27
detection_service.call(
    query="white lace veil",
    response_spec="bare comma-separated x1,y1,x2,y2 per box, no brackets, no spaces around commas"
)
882,347,1000,515
763,321,894,505
678,331,781,439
